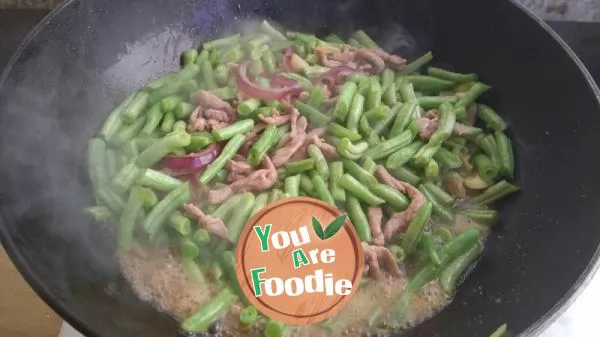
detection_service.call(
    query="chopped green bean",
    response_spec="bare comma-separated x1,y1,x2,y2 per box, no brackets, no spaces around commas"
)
338,174,384,206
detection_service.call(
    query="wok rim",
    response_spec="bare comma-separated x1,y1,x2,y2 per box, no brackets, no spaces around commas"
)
0,0,599,336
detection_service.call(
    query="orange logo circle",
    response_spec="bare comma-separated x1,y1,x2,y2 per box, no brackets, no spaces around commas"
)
235,197,364,325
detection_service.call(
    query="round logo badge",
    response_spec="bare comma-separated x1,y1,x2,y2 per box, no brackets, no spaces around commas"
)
235,197,364,325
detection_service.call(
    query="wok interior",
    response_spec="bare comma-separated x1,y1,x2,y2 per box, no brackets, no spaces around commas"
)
1,0,600,336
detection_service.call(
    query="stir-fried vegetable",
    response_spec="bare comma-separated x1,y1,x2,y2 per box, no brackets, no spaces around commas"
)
85,21,519,336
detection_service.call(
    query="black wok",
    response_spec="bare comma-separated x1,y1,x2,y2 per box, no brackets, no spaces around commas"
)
1,0,599,336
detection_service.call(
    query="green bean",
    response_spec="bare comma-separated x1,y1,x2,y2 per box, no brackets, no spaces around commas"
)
423,234,442,267
362,157,377,174
111,162,143,195
489,324,508,337
248,124,277,167
495,131,514,179
212,119,254,142
239,305,258,325
478,104,507,131
370,183,409,211
352,29,379,48
117,186,145,246
419,184,453,223
160,95,182,113
145,73,177,91
423,182,454,205
181,287,238,332
220,45,245,63
193,228,211,246
417,96,458,109
295,101,330,126
413,105,455,166
137,103,163,137
425,159,440,178
269,189,284,203
218,250,250,304
226,192,255,242
397,80,417,103
474,133,497,161
334,82,358,121
212,194,244,220
85,205,113,222
299,173,316,195
342,159,378,187
284,175,301,197
324,34,344,44
170,211,192,235
97,186,125,212
327,123,362,141
440,243,483,293
261,51,277,73
402,201,432,255
248,59,263,78
149,64,201,103
391,166,421,186
471,180,519,205
113,116,146,146
265,320,286,337
138,168,182,192
203,34,241,50
397,51,433,76
248,193,268,217
99,93,137,141
207,87,237,100
182,257,205,284
283,73,314,91
180,236,200,258
434,227,454,243
307,85,327,108
433,147,462,170
399,75,454,93
187,132,214,151
194,49,210,65
237,99,261,117
260,20,287,41
312,173,335,205
426,67,477,84
143,183,190,238
214,64,229,86
380,68,395,90
364,130,413,161
88,138,108,192
136,131,191,168
346,92,365,132
346,196,372,242
308,144,329,179
198,59,217,90
459,208,499,225
120,92,150,122
455,82,491,109
386,140,424,170
366,80,382,111
389,245,406,264
382,82,398,106
336,138,368,160
389,101,419,138
284,158,315,174
473,153,499,182
338,174,384,206
200,134,246,184
173,102,193,119
160,111,176,133
329,161,346,203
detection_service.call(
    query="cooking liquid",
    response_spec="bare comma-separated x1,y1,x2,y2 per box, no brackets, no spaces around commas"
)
118,216,487,336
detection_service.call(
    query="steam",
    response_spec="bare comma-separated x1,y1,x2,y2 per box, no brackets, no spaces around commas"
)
0,0,425,328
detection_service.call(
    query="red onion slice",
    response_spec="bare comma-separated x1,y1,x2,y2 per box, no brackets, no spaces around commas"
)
158,144,222,176
232,61,301,100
